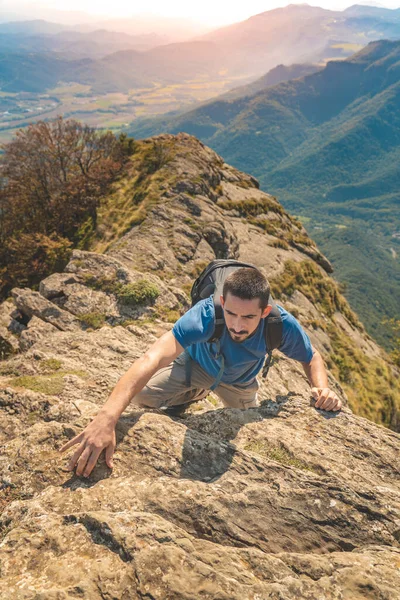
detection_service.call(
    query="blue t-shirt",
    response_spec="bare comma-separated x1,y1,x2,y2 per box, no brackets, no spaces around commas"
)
172,297,313,385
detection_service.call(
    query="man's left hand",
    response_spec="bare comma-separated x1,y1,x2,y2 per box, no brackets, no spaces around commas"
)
311,387,342,412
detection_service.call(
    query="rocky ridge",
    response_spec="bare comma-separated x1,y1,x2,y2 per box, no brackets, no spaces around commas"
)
0,133,399,598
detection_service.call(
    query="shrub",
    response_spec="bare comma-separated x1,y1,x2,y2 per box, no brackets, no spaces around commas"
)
78,312,107,329
0,233,72,297
0,117,129,301
116,280,160,306
219,197,284,217
142,139,176,174
118,132,136,156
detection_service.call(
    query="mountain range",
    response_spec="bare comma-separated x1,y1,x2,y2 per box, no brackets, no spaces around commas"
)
215,63,322,101
194,3,400,73
0,40,229,93
0,28,167,58
0,12,210,40
2,4,400,93
127,39,400,350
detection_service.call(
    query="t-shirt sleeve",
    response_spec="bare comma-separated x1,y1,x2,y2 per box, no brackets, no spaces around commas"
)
172,299,215,349
278,309,314,363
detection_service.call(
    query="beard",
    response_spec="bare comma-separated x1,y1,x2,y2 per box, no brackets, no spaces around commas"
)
228,329,248,342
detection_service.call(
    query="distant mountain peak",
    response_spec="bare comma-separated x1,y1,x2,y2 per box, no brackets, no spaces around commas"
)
351,2,389,7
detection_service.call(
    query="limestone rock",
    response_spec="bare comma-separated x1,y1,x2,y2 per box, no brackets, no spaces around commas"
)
0,133,399,599
0,299,22,359
19,316,59,351
0,327,19,360
1,403,400,599
39,272,80,299
64,249,182,323
11,288,82,332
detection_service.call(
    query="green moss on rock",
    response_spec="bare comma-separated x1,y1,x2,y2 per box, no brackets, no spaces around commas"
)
40,358,62,372
244,440,318,472
78,312,108,329
8,374,65,395
7,369,88,395
81,273,160,307
117,280,159,306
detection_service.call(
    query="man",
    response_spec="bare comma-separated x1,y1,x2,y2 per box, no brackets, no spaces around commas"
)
61,267,342,477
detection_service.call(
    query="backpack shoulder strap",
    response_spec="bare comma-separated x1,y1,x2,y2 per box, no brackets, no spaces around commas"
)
208,296,225,343
264,298,283,351
262,298,283,378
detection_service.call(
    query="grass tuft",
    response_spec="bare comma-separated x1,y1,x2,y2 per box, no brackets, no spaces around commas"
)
244,440,317,472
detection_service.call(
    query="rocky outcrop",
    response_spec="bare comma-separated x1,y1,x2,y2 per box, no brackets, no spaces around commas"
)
12,288,83,332
0,133,399,598
0,298,24,359
1,380,400,598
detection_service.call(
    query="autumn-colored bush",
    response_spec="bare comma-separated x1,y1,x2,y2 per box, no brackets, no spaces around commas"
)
0,232,72,294
0,117,134,299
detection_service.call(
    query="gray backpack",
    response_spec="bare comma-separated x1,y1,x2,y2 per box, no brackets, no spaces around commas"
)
189,259,283,385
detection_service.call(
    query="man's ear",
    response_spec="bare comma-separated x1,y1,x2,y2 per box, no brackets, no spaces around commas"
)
220,295,225,308
261,304,273,319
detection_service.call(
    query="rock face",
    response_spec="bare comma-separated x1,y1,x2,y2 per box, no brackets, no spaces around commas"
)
0,133,399,598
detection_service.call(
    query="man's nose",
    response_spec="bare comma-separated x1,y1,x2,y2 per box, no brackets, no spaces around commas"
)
232,318,244,331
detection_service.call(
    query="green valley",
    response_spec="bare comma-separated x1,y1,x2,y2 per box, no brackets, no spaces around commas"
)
128,39,400,350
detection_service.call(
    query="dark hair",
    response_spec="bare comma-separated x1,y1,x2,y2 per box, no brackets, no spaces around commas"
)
222,268,271,310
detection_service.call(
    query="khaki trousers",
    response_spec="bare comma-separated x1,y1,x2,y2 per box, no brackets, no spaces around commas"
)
134,352,259,410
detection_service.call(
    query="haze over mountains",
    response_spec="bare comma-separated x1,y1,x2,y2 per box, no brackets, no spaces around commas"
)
2,4,400,94
193,3,400,73
0,10,211,41
215,64,322,101
0,26,168,57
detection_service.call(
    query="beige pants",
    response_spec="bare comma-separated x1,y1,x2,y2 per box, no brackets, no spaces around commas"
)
134,352,259,410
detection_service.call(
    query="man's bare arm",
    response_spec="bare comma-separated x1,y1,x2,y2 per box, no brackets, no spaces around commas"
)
93,330,184,425
59,331,184,477
301,347,342,412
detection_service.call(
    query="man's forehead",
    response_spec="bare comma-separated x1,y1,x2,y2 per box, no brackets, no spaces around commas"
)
223,293,262,313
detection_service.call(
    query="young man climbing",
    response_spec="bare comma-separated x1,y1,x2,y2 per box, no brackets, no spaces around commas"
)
61,262,342,478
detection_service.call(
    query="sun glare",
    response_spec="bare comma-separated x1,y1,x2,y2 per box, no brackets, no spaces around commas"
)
16,0,400,26
37,0,314,24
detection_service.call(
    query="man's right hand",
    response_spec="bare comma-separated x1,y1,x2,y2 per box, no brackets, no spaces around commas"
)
60,413,116,477
58,331,184,477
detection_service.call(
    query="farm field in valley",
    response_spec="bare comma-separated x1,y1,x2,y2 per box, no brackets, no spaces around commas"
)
0,74,252,144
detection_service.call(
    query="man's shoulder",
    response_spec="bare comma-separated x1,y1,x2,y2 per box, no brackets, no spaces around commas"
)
187,297,215,320
275,304,313,361
172,296,215,348
277,304,302,328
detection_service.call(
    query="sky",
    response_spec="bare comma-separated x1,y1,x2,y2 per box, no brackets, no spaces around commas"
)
2,0,400,26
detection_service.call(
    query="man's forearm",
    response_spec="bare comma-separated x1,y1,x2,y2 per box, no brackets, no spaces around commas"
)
97,353,159,425
60,331,184,477
302,349,328,388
